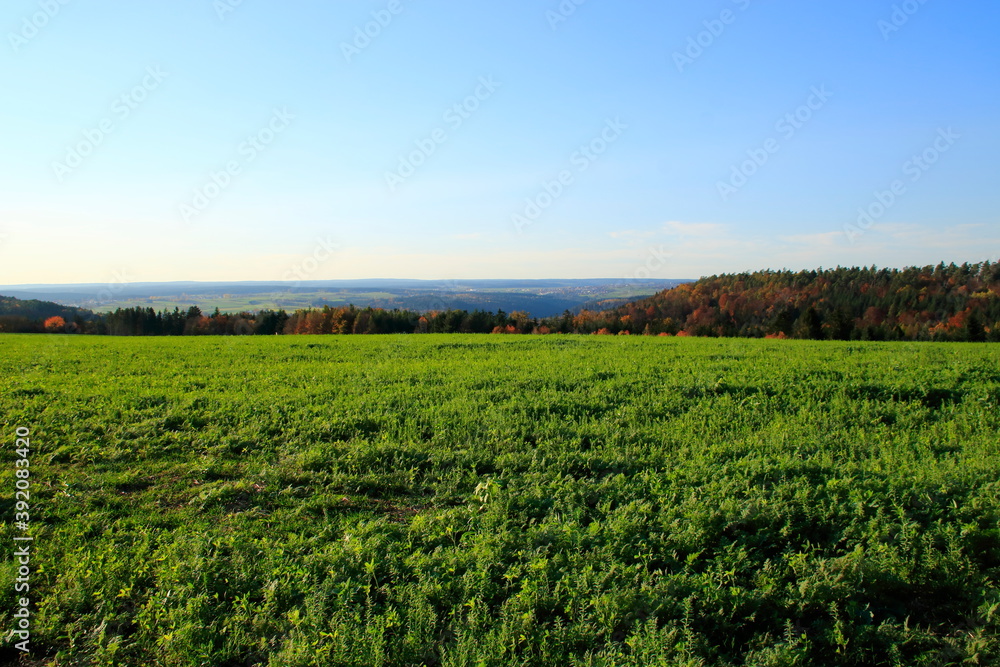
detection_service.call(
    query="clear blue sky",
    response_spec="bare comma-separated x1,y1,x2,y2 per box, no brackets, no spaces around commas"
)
1,0,998,283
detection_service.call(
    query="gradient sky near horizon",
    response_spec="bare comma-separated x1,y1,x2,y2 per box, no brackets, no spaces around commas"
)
2,0,998,284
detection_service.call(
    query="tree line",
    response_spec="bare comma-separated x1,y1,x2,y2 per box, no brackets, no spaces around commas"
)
598,261,1000,341
5,262,1000,341
73,306,537,337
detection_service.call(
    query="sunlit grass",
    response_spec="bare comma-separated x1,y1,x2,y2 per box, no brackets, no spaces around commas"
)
1,334,998,665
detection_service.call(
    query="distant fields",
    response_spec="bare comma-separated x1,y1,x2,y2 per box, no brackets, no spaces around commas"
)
1,335,998,666
84,291,400,314
24,281,676,318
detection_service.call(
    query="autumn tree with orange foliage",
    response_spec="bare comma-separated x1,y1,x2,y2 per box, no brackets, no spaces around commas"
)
43,316,66,333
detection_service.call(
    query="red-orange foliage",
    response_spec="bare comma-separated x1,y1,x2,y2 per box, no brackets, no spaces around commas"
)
44,316,66,332
572,310,599,330
947,311,967,330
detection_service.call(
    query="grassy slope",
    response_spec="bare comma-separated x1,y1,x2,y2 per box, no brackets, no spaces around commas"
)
0,334,998,666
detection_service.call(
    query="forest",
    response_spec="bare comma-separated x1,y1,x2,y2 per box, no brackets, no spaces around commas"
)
0,295,97,334
600,261,1000,342
4,262,999,342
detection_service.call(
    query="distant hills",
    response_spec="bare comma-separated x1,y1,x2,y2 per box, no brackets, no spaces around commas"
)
0,279,689,319
3,264,998,341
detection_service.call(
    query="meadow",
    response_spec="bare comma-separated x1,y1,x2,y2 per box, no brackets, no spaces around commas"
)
1,334,998,666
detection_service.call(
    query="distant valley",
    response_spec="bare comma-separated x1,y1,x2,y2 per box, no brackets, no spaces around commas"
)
0,278,691,319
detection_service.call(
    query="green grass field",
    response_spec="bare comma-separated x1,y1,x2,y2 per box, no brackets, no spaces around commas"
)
1,335,998,666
